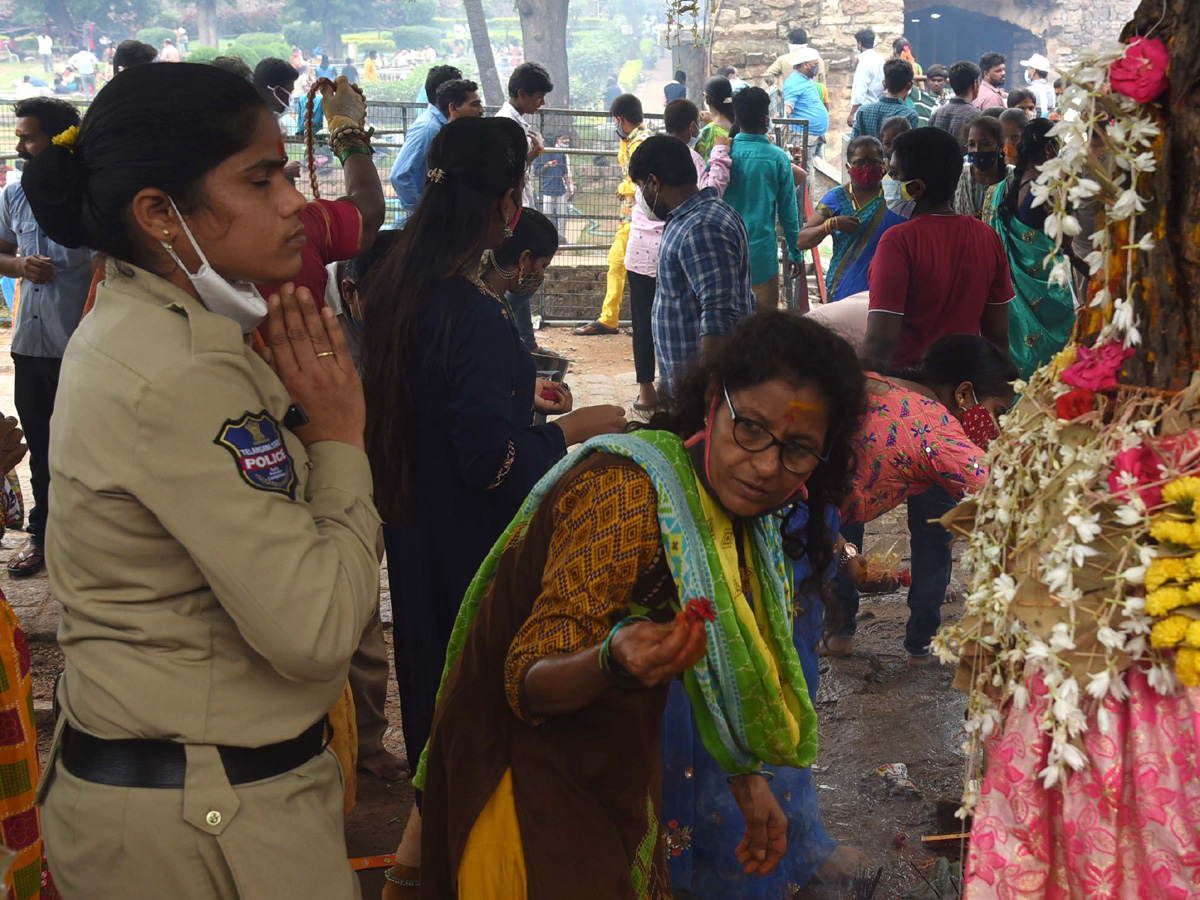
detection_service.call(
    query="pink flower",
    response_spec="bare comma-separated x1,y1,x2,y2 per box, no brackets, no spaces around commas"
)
1061,341,1134,391
1110,37,1170,104
1107,445,1165,510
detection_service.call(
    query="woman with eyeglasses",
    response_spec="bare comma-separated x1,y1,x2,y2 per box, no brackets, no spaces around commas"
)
828,334,1018,662
413,312,865,899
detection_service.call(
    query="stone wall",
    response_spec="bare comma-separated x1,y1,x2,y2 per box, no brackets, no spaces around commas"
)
713,0,1136,160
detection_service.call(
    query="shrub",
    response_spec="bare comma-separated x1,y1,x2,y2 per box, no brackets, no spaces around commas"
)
354,39,396,55
569,30,624,109
391,26,443,50
235,32,288,47
185,45,220,63
618,59,643,89
283,21,322,51
14,35,38,54
135,27,176,47
639,37,654,56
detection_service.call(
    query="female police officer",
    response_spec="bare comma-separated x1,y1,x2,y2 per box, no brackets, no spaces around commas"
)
21,63,381,898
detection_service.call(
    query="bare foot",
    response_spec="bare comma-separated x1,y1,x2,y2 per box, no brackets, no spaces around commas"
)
358,748,408,782
820,635,854,657
816,845,874,883
943,584,964,605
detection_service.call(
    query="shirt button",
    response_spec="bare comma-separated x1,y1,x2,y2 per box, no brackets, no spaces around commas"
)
205,810,222,826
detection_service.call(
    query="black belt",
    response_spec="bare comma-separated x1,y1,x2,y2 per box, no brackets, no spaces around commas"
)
59,718,329,789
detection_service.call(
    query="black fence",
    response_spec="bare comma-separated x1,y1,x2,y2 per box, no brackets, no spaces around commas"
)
0,99,812,322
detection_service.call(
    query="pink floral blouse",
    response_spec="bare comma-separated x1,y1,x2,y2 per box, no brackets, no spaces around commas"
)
843,374,988,525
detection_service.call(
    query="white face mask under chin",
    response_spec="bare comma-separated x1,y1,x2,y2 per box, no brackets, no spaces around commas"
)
636,185,662,223
161,199,268,333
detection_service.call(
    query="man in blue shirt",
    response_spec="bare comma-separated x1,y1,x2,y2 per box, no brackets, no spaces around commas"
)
389,65,463,216
783,45,829,160
0,99,97,577
628,135,754,393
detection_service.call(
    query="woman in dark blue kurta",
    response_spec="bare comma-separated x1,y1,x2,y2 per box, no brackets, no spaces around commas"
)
383,273,568,773
661,503,842,898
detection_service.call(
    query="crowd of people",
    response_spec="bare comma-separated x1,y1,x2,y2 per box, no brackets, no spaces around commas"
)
0,11,1103,899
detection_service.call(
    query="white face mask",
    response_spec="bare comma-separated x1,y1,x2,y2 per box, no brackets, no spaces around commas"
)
687,133,699,149
636,184,662,222
161,198,269,333
882,175,901,203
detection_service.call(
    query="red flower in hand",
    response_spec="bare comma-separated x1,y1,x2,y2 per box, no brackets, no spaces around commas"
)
1061,342,1134,392
683,597,717,624
1056,388,1096,421
1110,37,1170,104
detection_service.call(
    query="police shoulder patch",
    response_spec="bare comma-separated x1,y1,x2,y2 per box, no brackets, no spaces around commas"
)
214,411,298,498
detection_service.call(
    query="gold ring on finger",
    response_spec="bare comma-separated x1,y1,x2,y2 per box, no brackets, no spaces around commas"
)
316,351,337,358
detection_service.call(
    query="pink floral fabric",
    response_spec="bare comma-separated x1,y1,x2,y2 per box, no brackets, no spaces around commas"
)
842,374,988,525
964,668,1200,900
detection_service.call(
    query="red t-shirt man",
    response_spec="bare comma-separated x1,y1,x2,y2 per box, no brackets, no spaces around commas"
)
256,198,362,309
867,213,1013,368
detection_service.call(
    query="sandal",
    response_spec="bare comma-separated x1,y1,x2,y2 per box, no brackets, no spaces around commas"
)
573,321,619,336
8,538,44,578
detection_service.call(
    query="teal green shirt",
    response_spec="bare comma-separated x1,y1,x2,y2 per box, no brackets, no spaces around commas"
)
722,134,802,284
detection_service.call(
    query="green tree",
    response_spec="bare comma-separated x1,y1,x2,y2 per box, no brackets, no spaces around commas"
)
515,0,569,106
283,0,356,58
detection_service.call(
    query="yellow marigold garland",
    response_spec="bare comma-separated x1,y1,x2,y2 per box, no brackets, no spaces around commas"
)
1147,556,1190,591
1147,475,1200,686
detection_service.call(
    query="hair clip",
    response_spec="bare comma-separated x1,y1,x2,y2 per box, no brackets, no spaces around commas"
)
52,125,79,151
427,168,446,184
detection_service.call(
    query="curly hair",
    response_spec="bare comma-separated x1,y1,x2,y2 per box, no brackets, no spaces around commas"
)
643,312,865,603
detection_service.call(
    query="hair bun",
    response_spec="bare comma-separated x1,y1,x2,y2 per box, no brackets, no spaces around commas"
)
21,144,88,249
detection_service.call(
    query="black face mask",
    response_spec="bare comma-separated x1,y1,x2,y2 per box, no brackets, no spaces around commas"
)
968,150,1001,172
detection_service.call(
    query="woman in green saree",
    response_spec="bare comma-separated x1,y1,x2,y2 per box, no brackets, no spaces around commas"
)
412,312,865,899
983,117,1076,379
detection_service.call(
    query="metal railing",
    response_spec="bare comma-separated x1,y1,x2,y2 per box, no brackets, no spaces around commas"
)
0,98,811,322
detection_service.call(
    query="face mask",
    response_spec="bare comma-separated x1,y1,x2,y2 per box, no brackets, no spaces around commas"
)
614,121,628,141
960,392,1000,449
636,184,661,222
849,165,884,187
514,268,544,296
968,150,1000,171
898,178,924,203
687,134,699,149
882,176,902,204
161,198,268,333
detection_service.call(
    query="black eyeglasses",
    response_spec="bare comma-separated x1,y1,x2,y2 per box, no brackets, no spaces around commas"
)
722,383,828,474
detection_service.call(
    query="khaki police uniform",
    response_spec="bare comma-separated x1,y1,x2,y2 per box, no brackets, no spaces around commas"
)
37,263,382,900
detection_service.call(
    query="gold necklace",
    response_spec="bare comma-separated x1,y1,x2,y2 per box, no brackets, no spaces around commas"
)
467,274,515,321
849,187,881,212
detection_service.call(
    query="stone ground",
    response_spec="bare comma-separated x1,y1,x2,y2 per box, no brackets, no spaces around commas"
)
9,321,969,898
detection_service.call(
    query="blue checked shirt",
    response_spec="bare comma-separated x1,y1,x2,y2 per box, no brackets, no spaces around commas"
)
652,188,755,393
852,96,920,139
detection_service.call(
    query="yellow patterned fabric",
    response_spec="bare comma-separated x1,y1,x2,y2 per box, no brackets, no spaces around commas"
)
504,464,661,723
327,682,358,817
0,592,43,900
456,768,527,899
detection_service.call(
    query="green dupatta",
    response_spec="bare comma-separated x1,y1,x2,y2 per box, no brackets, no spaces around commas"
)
413,430,817,788
985,180,1076,379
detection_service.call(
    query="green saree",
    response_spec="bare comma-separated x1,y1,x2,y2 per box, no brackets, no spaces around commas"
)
985,180,1076,379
